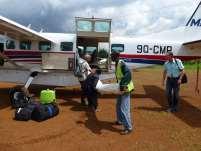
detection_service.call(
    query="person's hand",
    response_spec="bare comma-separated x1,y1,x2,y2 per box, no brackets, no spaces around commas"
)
119,90,126,95
120,85,127,91
119,86,127,95
178,79,181,84
162,80,165,86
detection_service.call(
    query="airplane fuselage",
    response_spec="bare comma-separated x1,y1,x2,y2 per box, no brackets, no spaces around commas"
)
1,34,201,69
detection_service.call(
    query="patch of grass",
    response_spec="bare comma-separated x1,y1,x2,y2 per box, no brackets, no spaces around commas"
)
183,61,201,70
141,61,201,71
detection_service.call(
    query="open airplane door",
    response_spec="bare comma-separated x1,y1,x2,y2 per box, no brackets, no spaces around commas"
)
75,17,112,71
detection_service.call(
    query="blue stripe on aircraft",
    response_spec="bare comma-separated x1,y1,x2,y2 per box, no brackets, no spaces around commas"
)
122,58,165,65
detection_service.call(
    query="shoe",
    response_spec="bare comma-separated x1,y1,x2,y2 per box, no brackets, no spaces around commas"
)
81,100,87,106
114,121,122,125
166,108,172,112
91,106,100,112
120,129,132,135
171,108,178,112
95,108,100,112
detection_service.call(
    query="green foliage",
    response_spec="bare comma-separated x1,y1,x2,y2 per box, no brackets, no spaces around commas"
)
183,60,201,70
98,49,108,58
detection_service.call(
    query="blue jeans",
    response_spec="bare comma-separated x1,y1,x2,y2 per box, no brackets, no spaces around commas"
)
116,92,132,130
166,77,180,110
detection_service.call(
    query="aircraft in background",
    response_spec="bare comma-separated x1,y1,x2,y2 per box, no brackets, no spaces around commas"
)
0,1,201,87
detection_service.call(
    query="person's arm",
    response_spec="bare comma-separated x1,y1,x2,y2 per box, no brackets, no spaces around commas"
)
176,59,185,84
178,69,184,84
162,69,167,86
177,59,184,70
92,75,99,90
85,62,91,75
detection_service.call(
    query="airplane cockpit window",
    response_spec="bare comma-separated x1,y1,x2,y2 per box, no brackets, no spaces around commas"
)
60,42,73,51
6,40,15,49
111,44,124,53
39,41,51,51
20,41,31,50
77,20,92,32
94,21,110,32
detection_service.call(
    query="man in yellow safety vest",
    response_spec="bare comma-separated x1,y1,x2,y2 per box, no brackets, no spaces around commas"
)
111,50,134,135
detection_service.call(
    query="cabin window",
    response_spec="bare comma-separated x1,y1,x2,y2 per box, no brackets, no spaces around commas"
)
77,20,92,32
20,41,31,50
39,41,51,51
111,44,124,53
85,46,97,55
94,21,110,32
6,40,15,49
60,42,73,51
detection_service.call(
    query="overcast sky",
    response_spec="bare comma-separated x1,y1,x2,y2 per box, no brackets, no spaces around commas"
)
0,0,200,36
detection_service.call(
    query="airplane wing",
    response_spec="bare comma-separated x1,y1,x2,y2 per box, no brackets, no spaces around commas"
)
181,40,201,59
0,15,52,41
182,40,201,59
0,15,55,68
182,40,201,46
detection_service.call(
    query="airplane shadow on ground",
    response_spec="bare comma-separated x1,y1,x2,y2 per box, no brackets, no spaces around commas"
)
59,99,121,135
137,85,201,128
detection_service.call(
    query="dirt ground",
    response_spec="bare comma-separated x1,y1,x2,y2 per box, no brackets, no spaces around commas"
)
0,67,201,151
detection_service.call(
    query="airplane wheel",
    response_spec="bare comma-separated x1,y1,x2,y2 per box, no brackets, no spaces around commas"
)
9,88,18,99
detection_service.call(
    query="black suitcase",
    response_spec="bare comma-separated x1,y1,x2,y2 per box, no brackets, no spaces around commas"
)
14,103,36,121
32,103,59,122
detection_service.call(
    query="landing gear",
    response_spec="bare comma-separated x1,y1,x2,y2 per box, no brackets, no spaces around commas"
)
0,43,4,66
9,71,39,99
23,71,39,96
0,57,4,66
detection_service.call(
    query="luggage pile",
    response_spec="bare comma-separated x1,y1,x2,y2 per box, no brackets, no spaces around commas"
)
10,88,59,122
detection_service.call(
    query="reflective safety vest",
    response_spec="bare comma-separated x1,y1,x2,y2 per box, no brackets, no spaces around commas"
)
115,60,134,92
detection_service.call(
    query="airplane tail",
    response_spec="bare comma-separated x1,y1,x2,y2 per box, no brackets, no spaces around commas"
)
182,1,201,45
185,1,201,27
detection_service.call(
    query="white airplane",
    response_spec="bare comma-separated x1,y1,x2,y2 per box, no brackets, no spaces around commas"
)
0,1,201,87
0,16,115,86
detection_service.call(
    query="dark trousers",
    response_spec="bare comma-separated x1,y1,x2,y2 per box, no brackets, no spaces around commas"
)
79,81,86,104
87,92,98,110
166,77,180,110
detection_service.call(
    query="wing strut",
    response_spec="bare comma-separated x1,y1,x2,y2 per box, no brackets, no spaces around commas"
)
21,71,38,97
0,52,25,68
195,60,200,94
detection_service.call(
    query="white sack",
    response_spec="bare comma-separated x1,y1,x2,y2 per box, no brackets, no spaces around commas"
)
96,80,120,93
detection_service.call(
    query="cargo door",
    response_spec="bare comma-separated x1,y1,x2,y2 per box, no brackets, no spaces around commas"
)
75,17,111,71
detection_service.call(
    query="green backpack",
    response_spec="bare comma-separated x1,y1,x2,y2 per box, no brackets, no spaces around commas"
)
40,89,56,104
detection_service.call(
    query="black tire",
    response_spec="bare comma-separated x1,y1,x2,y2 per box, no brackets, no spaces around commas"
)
0,57,4,66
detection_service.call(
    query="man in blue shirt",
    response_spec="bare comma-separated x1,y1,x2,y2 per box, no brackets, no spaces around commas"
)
162,52,185,112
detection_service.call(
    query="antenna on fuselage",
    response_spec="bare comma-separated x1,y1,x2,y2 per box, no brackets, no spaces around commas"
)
27,24,31,29
39,28,44,33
